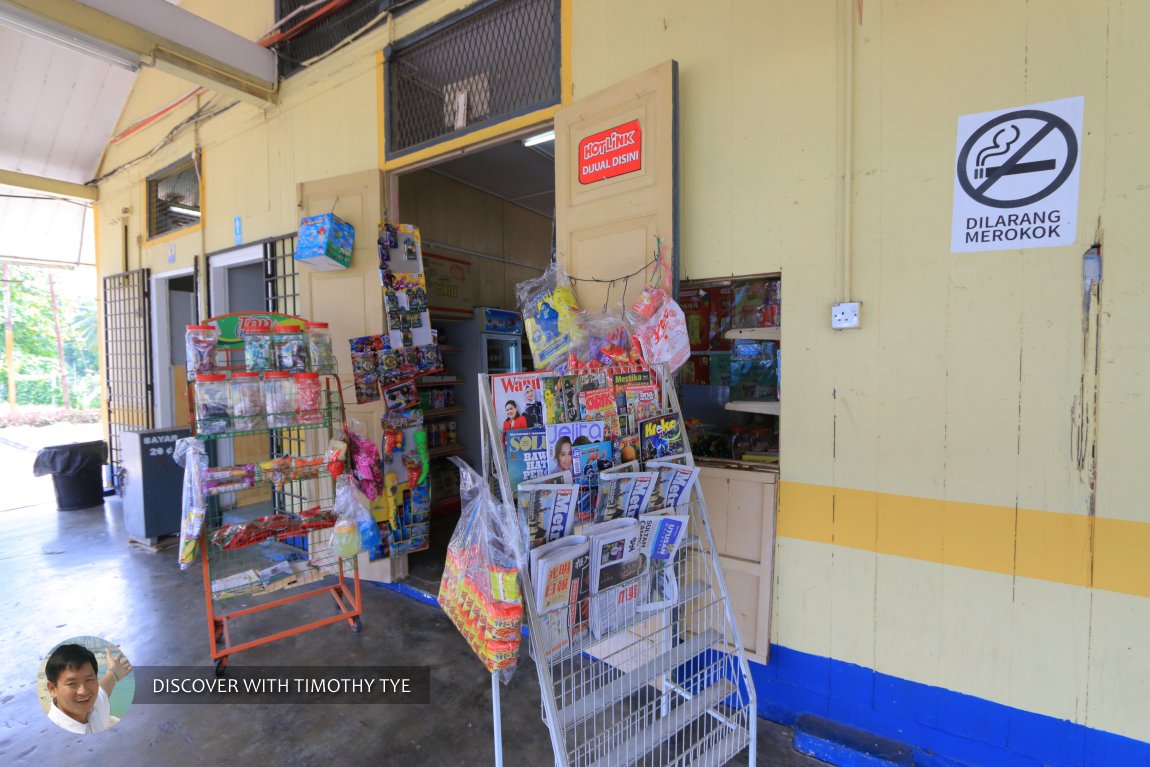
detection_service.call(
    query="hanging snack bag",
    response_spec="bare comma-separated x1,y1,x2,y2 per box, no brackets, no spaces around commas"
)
438,457,529,683
173,438,208,570
331,475,363,559
517,259,584,373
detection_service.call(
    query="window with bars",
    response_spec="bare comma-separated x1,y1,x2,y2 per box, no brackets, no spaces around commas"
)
146,155,202,239
386,0,561,156
274,0,413,79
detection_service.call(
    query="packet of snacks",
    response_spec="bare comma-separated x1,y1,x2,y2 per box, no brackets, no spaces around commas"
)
438,458,528,683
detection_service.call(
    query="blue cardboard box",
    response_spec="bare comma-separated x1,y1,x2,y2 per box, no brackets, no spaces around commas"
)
296,213,354,271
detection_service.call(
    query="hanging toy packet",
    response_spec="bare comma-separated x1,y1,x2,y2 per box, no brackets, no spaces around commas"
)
628,238,690,372
517,258,584,373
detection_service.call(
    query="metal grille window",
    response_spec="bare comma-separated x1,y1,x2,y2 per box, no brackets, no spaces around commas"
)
147,155,201,239
103,269,154,486
386,0,561,156
274,0,409,79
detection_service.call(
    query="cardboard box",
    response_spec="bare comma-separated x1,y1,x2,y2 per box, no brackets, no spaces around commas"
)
296,213,354,271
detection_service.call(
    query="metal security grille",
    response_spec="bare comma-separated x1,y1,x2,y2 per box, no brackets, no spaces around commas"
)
274,0,401,79
147,155,201,239
386,0,561,155
103,269,154,487
263,235,300,317
262,235,306,510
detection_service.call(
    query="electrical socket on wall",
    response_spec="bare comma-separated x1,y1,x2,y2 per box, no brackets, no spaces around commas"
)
831,301,861,329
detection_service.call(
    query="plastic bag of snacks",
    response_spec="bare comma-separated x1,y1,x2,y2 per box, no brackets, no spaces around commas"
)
516,258,585,373
582,310,641,367
438,457,529,683
331,475,364,558
344,419,383,500
623,238,689,371
173,438,208,570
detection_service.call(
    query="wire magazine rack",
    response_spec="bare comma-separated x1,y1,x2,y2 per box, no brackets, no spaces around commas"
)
477,365,758,767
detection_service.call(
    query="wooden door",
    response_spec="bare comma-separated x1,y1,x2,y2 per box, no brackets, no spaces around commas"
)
554,60,678,310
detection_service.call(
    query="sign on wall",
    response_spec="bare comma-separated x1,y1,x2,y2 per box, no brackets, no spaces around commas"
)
951,96,1083,252
578,119,642,184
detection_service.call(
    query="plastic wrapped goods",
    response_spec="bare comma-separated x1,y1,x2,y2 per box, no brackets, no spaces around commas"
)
265,371,295,428
295,372,323,424
438,457,529,683
244,327,274,371
185,325,219,376
194,374,230,434
307,322,337,374
230,372,265,431
173,438,208,569
273,324,307,372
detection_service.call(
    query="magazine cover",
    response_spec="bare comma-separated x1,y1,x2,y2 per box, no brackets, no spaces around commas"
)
638,411,686,465
613,370,652,435
618,434,641,464
518,479,580,548
491,372,545,429
505,427,548,487
624,385,659,435
571,440,615,523
545,420,608,476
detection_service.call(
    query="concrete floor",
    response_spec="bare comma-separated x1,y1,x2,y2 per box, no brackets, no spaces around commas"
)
0,439,827,766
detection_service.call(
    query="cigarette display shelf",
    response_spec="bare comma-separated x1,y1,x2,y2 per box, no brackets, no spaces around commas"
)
416,378,464,387
424,406,465,418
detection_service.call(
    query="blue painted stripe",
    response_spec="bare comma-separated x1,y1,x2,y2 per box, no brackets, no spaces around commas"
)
373,580,442,608
372,581,1150,767
752,645,1150,767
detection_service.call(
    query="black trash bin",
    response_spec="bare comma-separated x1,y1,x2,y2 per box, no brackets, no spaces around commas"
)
32,440,108,510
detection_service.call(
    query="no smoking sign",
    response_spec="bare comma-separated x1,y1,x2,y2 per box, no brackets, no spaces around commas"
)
951,96,1083,252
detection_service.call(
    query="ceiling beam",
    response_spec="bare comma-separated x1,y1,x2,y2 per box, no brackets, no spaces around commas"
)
0,0,277,105
0,170,98,201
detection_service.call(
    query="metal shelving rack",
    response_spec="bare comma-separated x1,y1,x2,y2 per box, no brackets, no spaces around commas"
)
189,330,362,676
477,365,758,767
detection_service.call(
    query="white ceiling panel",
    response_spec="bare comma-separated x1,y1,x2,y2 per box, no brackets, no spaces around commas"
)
0,27,134,183
0,184,95,265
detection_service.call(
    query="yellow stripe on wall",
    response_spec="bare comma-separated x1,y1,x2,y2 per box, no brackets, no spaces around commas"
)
779,481,1146,597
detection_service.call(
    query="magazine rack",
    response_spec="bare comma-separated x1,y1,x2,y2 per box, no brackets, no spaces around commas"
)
477,366,757,767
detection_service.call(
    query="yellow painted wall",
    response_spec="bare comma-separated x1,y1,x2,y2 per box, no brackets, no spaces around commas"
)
89,0,1150,745
572,0,1150,742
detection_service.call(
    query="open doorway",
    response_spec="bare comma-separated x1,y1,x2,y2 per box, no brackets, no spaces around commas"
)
392,127,555,592
151,268,196,428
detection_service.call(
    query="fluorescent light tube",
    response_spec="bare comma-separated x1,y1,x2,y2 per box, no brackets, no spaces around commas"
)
523,130,555,148
0,2,140,71
169,204,201,217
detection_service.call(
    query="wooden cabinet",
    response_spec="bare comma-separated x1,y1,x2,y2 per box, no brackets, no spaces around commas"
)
698,465,777,663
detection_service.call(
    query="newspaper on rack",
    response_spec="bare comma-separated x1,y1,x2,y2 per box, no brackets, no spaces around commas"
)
646,453,700,510
529,535,589,615
594,460,658,521
636,511,691,611
517,470,579,549
583,517,643,594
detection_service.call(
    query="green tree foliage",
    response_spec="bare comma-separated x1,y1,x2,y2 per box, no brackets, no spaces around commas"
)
4,265,99,409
